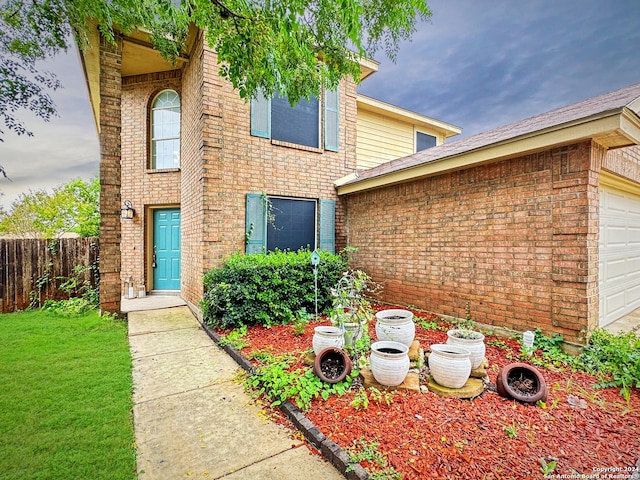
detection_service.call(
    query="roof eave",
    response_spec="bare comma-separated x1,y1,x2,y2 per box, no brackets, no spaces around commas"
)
337,108,640,195
78,22,198,133
358,57,379,81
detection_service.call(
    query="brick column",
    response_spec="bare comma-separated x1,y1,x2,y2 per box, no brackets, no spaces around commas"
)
98,35,123,314
550,141,600,343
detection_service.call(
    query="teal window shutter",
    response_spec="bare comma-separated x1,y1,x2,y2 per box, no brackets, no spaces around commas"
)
324,88,339,151
319,199,336,253
246,194,266,253
250,90,270,138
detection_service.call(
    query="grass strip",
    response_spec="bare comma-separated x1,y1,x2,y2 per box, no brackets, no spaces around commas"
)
0,310,135,480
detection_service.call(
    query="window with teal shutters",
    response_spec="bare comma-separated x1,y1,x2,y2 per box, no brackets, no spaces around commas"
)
319,199,336,253
250,88,339,152
272,92,319,147
324,88,339,152
245,194,336,254
245,194,267,253
250,91,270,138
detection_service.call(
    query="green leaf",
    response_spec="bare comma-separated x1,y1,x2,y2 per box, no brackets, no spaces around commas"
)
1,0,431,141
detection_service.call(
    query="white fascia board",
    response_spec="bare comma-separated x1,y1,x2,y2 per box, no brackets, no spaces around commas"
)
357,95,462,136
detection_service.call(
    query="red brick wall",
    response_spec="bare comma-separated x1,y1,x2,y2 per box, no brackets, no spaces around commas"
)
178,41,358,309
120,70,182,294
118,34,358,310
550,142,601,339
603,145,640,181
180,34,206,307
344,141,603,343
195,46,357,259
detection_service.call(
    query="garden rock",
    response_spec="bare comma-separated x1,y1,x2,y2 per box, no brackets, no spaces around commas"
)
426,376,485,399
408,340,421,361
360,368,420,392
470,358,489,379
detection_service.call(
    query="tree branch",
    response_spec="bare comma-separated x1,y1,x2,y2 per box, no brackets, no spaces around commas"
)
211,0,245,20
5,0,24,20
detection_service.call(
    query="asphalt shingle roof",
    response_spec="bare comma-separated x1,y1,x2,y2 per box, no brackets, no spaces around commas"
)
343,82,640,186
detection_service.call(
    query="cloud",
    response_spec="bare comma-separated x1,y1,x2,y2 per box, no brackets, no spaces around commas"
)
1,126,98,206
0,47,99,208
3,0,640,210
359,0,640,138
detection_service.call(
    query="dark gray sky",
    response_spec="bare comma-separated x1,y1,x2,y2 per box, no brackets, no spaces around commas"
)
359,0,640,137
2,0,640,208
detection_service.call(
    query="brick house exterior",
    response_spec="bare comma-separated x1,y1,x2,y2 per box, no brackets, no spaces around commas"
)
97,35,123,314
337,84,640,344
84,25,640,344
83,25,454,317
87,29,363,314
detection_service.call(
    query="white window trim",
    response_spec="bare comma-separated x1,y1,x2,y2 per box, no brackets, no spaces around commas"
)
150,89,181,169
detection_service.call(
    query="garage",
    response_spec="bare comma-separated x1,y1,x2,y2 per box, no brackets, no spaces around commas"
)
598,175,640,326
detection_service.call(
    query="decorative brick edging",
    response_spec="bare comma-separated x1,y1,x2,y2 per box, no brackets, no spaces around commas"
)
200,322,368,480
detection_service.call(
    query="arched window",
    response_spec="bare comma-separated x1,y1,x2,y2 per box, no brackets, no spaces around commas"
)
151,90,180,169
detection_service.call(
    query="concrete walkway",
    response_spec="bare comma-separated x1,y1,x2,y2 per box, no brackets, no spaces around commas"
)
128,305,344,480
604,306,640,335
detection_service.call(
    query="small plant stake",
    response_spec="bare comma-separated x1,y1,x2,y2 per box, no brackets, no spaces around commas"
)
310,250,321,322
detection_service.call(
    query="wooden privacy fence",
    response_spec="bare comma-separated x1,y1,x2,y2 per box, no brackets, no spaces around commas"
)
0,237,100,313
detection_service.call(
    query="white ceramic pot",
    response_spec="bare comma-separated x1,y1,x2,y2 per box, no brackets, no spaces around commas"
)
446,329,486,369
370,341,410,387
343,322,366,346
312,326,344,355
375,309,415,347
428,344,472,389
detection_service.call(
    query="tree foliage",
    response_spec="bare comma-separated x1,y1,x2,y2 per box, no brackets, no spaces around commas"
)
0,176,99,238
0,0,431,140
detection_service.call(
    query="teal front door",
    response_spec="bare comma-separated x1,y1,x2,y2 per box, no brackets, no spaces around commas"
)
153,209,181,290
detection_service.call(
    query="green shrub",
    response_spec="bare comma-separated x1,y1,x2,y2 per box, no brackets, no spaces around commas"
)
578,329,640,401
42,297,96,316
246,361,354,411
201,249,348,328
522,328,640,401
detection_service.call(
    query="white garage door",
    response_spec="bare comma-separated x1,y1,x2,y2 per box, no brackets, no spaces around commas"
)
599,182,640,327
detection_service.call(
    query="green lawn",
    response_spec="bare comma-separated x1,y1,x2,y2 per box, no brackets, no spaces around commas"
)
0,309,136,480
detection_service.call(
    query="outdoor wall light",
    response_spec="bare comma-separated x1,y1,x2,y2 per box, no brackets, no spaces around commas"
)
121,200,135,219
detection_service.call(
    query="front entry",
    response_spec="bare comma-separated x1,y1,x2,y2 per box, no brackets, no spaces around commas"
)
153,209,181,291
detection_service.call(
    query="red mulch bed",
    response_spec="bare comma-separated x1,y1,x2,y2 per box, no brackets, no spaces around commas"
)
217,306,640,479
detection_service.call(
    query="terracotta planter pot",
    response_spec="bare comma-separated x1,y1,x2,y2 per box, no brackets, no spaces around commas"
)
496,363,548,403
313,347,352,384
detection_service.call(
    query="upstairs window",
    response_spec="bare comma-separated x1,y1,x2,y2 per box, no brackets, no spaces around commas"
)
271,93,320,148
251,88,339,151
151,90,181,169
416,131,436,152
